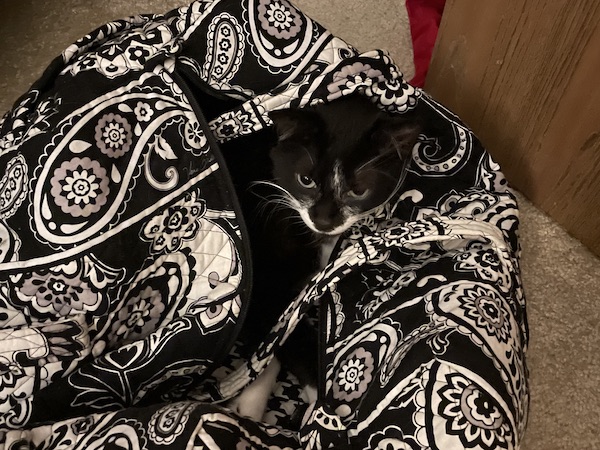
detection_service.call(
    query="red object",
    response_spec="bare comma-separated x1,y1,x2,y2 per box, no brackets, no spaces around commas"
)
406,0,446,87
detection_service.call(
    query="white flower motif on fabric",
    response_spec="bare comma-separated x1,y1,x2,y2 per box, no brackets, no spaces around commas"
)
180,118,208,154
458,286,512,344
327,62,384,99
365,425,421,450
258,0,302,39
49,157,110,218
127,45,151,65
438,373,513,450
141,190,207,254
0,355,26,391
209,108,257,142
14,262,105,317
94,113,133,158
333,347,374,402
133,102,154,122
110,286,166,345
366,67,420,113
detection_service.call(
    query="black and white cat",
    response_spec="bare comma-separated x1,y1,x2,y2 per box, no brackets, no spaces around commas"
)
226,94,421,421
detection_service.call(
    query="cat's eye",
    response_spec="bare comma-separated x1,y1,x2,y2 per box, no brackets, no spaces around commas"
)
348,188,370,200
296,173,316,189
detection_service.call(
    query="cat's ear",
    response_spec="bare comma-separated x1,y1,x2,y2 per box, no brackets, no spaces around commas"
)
269,109,320,143
373,115,422,160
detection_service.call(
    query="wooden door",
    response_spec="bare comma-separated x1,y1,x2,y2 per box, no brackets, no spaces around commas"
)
425,0,600,255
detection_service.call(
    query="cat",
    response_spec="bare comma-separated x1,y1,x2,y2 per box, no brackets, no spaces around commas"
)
224,94,421,422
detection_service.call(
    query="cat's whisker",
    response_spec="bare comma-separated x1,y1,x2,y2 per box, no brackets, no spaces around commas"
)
260,202,286,223
301,147,315,166
368,168,399,182
250,180,294,198
250,182,303,211
358,146,410,174
253,193,304,227
307,233,323,246
254,198,281,219
268,197,297,212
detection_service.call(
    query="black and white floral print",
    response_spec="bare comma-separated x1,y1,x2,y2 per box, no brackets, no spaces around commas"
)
0,92,61,152
94,113,132,158
333,347,374,402
365,426,421,450
327,61,384,99
0,1,528,449
133,102,154,123
180,117,209,153
0,154,28,221
257,0,302,39
147,401,195,445
458,285,513,344
0,356,26,392
64,16,181,79
50,157,110,218
437,373,514,450
141,191,207,254
110,285,166,345
9,256,119,318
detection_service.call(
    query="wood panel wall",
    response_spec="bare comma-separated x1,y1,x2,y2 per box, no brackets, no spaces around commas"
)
425,0,600,256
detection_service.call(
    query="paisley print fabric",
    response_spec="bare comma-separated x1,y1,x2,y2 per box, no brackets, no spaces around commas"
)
0,0,528,449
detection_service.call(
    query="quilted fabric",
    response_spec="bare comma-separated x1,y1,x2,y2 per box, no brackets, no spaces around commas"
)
0,0,529,449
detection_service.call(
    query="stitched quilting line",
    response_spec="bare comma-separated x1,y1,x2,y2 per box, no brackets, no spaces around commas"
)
187,222,238,290
0,320,89,356
0,309,31,329
0,328,63,355
0,321,91,404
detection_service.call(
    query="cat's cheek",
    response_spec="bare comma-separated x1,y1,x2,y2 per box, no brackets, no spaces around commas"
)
347,195,378,212
371,184,397,205
296,195,316,209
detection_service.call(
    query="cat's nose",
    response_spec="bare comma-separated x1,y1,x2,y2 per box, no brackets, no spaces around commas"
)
310,203,339,232
313,215,334,231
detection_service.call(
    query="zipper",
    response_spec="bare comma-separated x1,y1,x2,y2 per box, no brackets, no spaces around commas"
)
171,67,254,374
318,292,329,400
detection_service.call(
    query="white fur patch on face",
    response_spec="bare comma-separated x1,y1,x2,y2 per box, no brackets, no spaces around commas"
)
332,160,345,199
286,161,367,236
298,207,320,233
299,205,360,236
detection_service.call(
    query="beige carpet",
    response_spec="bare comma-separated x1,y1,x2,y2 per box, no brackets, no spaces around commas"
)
1,2,599,449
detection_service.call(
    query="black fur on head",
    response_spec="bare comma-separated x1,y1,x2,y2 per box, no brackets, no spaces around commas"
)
268,94,421,235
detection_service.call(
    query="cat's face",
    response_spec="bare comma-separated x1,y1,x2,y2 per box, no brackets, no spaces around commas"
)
268,95,420,236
